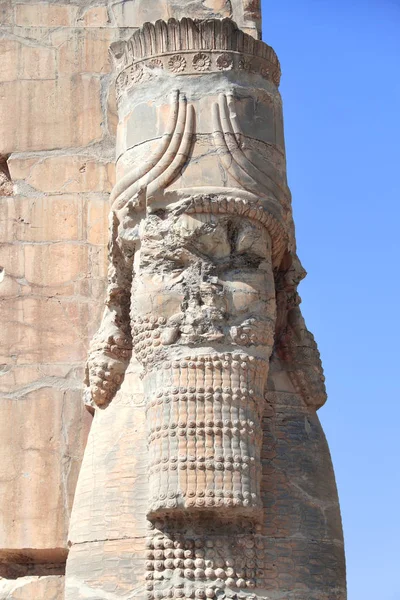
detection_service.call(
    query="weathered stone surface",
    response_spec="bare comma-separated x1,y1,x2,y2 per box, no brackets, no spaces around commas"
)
56,28,117,74
1,195,82,243
0,390,90,552
77,5,110,28
0,0,13,26
1,1,345,598
65,11,346,600
0,162,12,196
0,576,64,599
0,77,103,154
0,0,136,589
9,155,114,194
110,0,261,36
15,3,78,27
0,38,56,82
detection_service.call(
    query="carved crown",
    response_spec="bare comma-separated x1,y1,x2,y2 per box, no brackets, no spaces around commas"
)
110,18,281,98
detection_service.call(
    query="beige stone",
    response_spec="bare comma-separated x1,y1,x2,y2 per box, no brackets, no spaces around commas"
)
86,197,109,246
0,389,90,550
66,12,345,600
110,0,260,36
15,3,78,27
23,243,89,287
20,44,56,80
55,28,117,74
0,363,79,395
0,162,12,196
0,244,25,281
0,1,114,589
0,2,345,598
0,39,19,82
6,158,36,182
107,83,118,137
78,5,110,27
0,295,101,365
10,155,114,194
0,36,55,83
0,576,64,599
0,0,13,26
110,0,232,26
0,195,82,243
0,76,103,154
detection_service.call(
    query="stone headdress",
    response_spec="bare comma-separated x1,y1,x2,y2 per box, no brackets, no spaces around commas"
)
85,18,326,411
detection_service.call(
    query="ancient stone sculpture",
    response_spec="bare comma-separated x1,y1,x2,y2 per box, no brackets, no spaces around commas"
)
66,14,346,600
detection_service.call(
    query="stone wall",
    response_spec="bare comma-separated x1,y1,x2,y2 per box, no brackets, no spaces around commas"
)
0,1,130,593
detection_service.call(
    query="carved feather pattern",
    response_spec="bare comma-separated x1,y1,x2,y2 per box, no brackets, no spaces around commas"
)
111,91,195,211
110,18,281,85
212,93,290,208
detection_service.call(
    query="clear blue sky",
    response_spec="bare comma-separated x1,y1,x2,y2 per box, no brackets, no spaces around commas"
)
261,1,400,598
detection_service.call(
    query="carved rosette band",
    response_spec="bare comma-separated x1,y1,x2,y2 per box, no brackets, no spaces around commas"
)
110,18,281,101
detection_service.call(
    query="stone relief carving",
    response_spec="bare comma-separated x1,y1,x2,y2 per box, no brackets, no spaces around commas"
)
132,211,276,517
111,91,195,212
112,19,281,101
87,16,326,415
67,13,345,600
212,93,289,208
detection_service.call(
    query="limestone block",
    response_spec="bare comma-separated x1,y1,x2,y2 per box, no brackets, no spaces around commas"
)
20,45,56,80
0,244,24,282
77,5,111,28
0,1,13,26
0,76,102,154
54,28,117,74
15,3,78,28
0,576,64,599
0,296,88,364
86,197,109,246
0,363,78,396
0,0,115,585
0,40,19,82
0,195,82,243
9,156,115,194
111,0,232,26
22,243,90,288
2,159,35,183
0,389,91,552
110,0,260,37
0,36,55,82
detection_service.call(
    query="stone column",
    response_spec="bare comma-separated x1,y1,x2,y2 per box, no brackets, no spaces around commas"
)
65,5,346,600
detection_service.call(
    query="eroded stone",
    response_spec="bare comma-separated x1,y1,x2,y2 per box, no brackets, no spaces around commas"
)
66,12,345,600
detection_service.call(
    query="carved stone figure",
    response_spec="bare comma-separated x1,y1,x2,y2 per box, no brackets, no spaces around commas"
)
65,14,346,600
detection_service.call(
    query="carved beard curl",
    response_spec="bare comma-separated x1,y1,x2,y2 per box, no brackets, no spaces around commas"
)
141,349,270,522
132,316,274,373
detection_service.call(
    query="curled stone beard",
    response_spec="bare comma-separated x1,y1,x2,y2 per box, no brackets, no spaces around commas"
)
140,348,272,600
132,322,270,520
130,209,277,599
